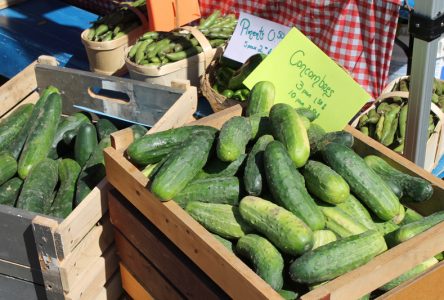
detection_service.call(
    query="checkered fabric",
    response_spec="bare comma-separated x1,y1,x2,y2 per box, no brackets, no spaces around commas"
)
199,0,402,100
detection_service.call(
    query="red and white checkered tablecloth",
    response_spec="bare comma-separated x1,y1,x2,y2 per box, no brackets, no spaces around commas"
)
200,0,402,100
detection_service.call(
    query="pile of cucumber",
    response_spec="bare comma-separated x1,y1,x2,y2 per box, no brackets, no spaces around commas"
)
126,80,443,297
128,10,236,66
86,0,146,42
0,86,147,219
357,77,444,153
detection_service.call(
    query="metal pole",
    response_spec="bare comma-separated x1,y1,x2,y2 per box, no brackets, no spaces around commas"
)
404,0,443,168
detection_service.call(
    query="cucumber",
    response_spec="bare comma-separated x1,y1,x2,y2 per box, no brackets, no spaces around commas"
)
235,234,284,290
129,124,148,140
317,202,368,238
16,159,58,214
217,116,252,162
303,160,350,204
51,112,90,149
212,234,234,252
74,123,98,167
0,177,23,206
0,153,18,186
248,114,272,140
95,118,118,140
336,194,377,230
50,159,81,218
185,202,253,239
239,196,313,256
195,154,247,179
289,230,387,284
245,81,275,117
63,129,77,146
0,104,34,152
7,86,59,160
151,131,215,201
380,257,438,291
296,107,317,122
312,230,337,250
127,125,217,165
278,290,298,300
374,219,400,236
300,116,311,130
244,135,274,196
400,208,423,225
321,142,401,222
313,131,354,154
174,176,240,208
228,53,266,90
364,155,433,203
269,103,310,168
18,93,62,179
264,141,325,230
307,123,326,153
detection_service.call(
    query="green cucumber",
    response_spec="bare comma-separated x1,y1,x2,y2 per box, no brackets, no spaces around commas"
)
248,114,272,140
400,208,423,225
336,194,377,230
16,159,58,214
289,230,387,284
50,159,81,218
239,196,313,256
303,160,350,204
212,234,234,252
95,118,118,141
296,107,317,121
364,155,433,203
52,112,90,149
245,81,275,117
63,129,77,146
269,103,310,168
18,93,62,179
235,234,284,290
217,116,252,162
74,123,98,167
0,177,23,206
278,290,298,300
195,154,247,179
129,124,148,140
185,202,253,239
300,116,311,130
228,53,266,90
174,176,240,208
151,131,215,200
244,135,274,196
374,219,400,236
312,230,337,250
0,153,18,186
321,142,401,222
307,123,326,153
0,104,34,152
127,125,217,165
314,131,354,154
264,141,325,230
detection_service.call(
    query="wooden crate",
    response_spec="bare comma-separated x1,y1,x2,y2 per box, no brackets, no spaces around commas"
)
104,104,444,300
0,56,197,299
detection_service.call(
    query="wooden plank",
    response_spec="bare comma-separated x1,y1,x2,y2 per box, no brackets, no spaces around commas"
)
0,258,43,285
120,263,154,300
0,60,37,117
0,273,46,300
55,179,110,260
64,245,118,300
109,190,227,299
32,216,64,300
93,271,122,300
114,230,185,300
377,261,444,300
2,91,40,118
59,216,114,293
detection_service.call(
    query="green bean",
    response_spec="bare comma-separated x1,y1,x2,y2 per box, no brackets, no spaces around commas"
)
398,104,408,140
375,114,385,141
377,102,391,114
360,126,369,136
113,31,125,39
166,46,202,61
380,104,400,146
367,108,380,124
150,56,161,64
135,40,151,64
94,24,109,38
358,114,369,128
87,28,96,40
101,31,113,42
129,41,142,58
141,31,159,40
199,10,221,29
209,39,226,48
432,93,439,104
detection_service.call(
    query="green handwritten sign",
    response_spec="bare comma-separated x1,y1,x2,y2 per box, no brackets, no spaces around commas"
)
244,27,370,132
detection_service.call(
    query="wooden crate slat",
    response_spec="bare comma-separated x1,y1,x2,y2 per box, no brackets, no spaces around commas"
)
114,231,185,300
2,91,40,118
0,273,46,300
93,271,122,300
109,189,227,299
0,258,43,285
120,263,154,300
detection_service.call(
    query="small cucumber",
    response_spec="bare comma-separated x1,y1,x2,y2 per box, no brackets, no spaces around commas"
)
195,154,247,179
217,116,252,162
95,118,118,141
296,107,317,122
400,208,423,226
0,104,34,152
307,123,326,153
312,230,337,250
336,194,377,231
0,177,23,206
74,123,98,167
235,234,284,290
0,153,18,186
245,81,275,117
52,112,90,149
278,290,299,300
129,124,148,140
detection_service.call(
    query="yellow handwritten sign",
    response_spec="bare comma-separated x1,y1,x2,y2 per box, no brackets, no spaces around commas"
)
244,27,370,132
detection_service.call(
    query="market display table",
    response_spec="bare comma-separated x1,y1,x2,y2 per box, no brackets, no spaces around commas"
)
0,0,97,78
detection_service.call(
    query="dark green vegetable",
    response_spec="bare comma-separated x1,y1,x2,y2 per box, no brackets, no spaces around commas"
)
0,104,34,152
74,123,98,167
95,118,118,140
217,116,252,162
0,153,17,186
0,177,23,206
195,154,247,179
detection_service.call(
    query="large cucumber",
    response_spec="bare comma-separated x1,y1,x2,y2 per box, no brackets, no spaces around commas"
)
217,116,252,162
185,202,253,239
16,159,58,214
151,131,215,200
129,124,148,140
364,155,433,203
51,112,90,149
248,114,272,140
336,194,377,230
235,234,284,290
127,125,217,165
195,154,247,179
312,230,337,250
0,177,23,206
245,81,275,117
18,93,62,179
0,104,34,152
307,123,326,154
244,135,274,196
321,142,401,222
239,196,313,256
264,141,325,230
95,118,118,141
74,123,98,167
289,230,387,284
0,153,18,186
50,159,81,218
269,103,310,167
303,160,350,204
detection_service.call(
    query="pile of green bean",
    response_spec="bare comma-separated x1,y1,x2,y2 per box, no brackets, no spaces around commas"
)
86,0,146,42
357,77,444,153
128,10,236,66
